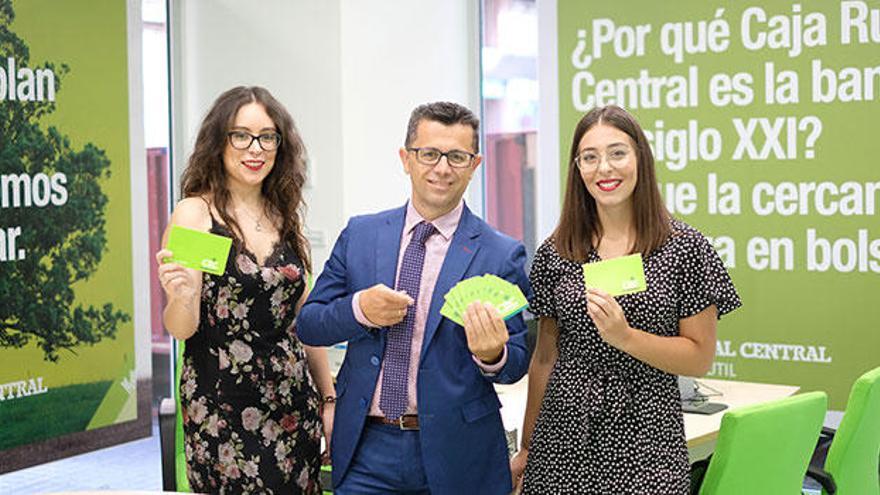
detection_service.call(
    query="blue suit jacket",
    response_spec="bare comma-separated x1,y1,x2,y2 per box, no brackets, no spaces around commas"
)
297,204,531,494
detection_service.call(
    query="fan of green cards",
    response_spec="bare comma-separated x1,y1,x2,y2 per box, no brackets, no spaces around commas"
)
440,274,528,326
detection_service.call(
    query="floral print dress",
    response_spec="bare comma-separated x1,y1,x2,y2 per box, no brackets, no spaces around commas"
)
180,220,322,494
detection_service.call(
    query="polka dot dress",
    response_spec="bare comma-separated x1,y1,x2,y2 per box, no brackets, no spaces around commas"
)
522,219,741,494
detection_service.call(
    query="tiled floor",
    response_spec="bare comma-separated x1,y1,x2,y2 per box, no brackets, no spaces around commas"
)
0,425,162,494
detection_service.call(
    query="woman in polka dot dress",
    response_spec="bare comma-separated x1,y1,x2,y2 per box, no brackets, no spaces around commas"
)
510,105,741,494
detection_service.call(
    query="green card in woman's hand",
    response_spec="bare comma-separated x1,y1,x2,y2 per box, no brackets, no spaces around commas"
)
165,225,233,275
582,253,647,296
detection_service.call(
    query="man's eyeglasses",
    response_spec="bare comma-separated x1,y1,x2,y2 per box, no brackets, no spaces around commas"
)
407,147,476,168
573,145,632,171
227,131,282,151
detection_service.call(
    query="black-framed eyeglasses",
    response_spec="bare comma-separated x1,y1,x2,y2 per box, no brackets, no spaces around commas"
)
227,131,282,151
407,147,476,168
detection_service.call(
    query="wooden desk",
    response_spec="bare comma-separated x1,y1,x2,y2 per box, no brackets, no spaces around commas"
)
495,376,800,461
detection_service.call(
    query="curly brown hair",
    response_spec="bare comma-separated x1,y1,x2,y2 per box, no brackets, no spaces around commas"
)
180,86,311,273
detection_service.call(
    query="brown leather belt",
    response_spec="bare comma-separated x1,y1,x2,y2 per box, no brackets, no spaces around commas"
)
367,414,419,430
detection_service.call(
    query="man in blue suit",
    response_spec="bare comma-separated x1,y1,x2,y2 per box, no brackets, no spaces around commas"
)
297,101,531,494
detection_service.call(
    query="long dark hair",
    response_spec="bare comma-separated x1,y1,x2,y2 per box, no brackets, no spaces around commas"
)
553,105,670,262
181,86,311,273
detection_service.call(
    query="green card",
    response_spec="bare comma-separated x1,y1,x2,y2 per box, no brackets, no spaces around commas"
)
165,225,233,275
582,253,647,296
483,275,528,319
440,273,528,326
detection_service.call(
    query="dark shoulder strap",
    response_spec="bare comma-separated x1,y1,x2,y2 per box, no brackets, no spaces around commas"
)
199,195,220,227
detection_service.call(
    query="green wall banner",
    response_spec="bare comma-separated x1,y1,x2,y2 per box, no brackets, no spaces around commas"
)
0,0,134,451
557,0,879,408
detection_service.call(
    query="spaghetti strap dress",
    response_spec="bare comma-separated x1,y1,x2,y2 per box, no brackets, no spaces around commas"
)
180,216,323,494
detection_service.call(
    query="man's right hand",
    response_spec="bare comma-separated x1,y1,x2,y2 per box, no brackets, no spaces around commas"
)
358,284,414,327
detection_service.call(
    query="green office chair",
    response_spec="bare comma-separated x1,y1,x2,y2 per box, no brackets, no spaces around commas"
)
321,464,333,494
806,366,880,494
174,340,191,491
690,391,828,495
158,339,191,492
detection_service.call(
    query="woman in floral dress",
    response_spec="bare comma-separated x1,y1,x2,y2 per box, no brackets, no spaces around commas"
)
156,86,334,494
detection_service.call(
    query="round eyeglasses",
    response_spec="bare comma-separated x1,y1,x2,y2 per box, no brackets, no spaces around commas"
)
227,131,282,151
407,147,476,168
573,145,632,172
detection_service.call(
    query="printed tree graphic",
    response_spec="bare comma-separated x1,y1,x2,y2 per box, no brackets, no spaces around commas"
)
0,0,129,362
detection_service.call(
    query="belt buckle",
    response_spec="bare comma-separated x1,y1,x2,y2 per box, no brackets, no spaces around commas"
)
398,415,418,431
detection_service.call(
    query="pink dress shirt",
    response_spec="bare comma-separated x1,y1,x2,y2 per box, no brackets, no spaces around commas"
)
352,200,507,416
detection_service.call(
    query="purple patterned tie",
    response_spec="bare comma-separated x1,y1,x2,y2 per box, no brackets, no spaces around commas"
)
379,221,437,420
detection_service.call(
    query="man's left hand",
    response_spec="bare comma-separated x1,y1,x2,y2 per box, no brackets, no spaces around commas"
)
462,302,508,364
